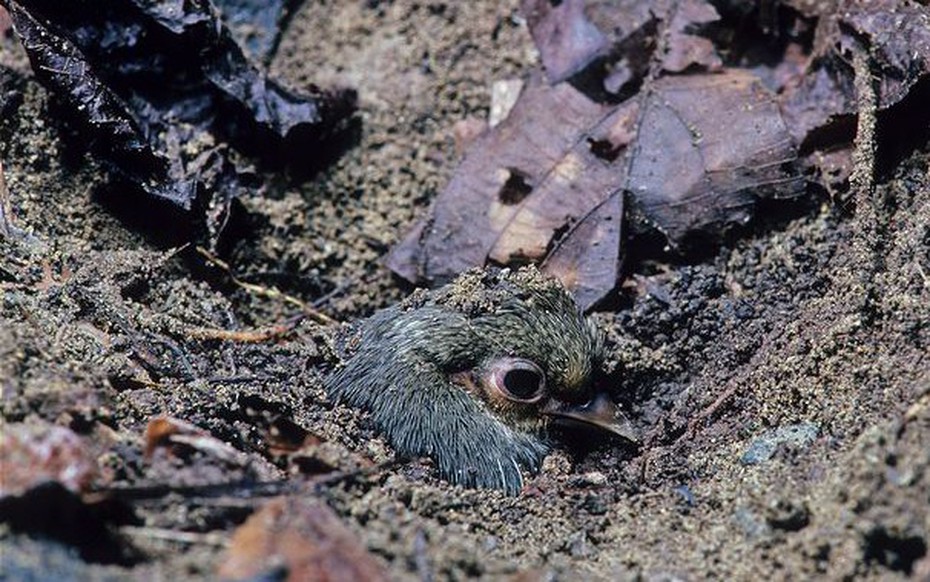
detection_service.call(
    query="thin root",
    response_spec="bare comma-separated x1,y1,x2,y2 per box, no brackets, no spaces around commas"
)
196,246,337,326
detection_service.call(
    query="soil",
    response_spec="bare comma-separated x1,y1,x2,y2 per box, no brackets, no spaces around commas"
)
1,1,929,580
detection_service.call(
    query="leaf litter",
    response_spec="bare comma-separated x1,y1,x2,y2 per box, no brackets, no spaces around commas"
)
0,0,356,245
388,0,930,310
1,1,929,580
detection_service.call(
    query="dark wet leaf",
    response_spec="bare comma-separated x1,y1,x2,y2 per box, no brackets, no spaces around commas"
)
213,0,299,64
6,3,199,209
1,0,356,242
218,497,390,582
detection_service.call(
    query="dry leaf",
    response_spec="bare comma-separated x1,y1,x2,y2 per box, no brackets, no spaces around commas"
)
628,71,802,248
388,81,609,286
0,424,96,497
389,0,929,309
218,497,389,582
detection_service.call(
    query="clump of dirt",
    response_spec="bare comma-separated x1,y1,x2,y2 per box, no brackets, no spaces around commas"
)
1,1,928,580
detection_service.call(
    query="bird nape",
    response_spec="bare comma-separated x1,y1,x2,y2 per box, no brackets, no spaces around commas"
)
325,266,637,494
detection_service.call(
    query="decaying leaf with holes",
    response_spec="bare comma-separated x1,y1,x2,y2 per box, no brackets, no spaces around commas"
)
389,72,801,310
388,0,930,310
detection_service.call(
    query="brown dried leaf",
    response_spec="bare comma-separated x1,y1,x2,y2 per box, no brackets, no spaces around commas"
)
452,116,488,155
144,416,202,458
0,424,96,497
835,0,930,109
218,497,390,582
662,0,723,73
389,0,928,308
522,0,608,83
779,0,929,148
143,415,283,486
525,0,726,93
0,5,10,36
144,415,246,467
390,70,801,306
388,81,610,285
778,63,856,148
542,190,624,310
629,71,802,247
488,99,637,265
522,0,656,94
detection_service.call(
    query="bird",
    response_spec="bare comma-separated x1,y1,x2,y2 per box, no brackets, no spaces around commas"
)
325,266,637,494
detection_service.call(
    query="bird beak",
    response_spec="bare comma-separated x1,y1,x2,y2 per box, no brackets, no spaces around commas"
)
542,393,639,444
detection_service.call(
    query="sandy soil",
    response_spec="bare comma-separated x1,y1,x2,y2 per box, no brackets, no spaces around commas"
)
1,1,928,580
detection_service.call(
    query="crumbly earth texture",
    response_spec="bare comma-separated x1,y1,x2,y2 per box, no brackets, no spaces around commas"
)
1,1,929,580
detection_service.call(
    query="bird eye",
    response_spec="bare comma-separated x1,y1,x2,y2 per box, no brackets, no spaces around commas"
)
488,358,546,403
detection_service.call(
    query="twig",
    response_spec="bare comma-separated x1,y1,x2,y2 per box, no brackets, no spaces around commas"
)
196,246,337,325
685,381,742,437
0,159,17,238
119,526,230,548
133,332,198,381
186,314,305,343
95,479,298,503
94,461,399,506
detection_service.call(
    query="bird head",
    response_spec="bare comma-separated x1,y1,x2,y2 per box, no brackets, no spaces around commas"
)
326,267,636,494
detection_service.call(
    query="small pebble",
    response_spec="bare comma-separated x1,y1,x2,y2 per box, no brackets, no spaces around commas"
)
740,422,820,465
580,471,607,486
